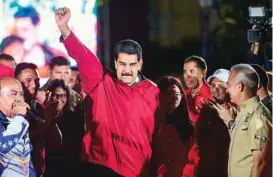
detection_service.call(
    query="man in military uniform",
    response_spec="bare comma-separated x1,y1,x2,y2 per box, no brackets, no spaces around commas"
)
251,64,272,113
213,64,272,177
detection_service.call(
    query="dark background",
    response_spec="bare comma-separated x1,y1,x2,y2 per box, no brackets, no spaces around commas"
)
97,0,272,82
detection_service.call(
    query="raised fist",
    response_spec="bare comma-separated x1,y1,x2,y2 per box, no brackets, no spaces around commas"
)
55,7,71,38
55,7,71,26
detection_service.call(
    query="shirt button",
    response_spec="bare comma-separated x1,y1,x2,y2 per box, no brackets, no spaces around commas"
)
168,160,171,163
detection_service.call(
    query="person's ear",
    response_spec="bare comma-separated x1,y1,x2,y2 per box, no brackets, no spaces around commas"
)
138,59,143,71
237,82,244,92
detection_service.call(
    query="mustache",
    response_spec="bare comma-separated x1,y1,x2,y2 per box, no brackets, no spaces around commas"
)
122,73,132,76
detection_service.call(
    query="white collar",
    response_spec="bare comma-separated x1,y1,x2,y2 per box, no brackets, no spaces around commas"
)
128,76,140,86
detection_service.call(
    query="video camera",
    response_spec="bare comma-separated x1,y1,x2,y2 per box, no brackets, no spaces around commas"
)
247,6,272,43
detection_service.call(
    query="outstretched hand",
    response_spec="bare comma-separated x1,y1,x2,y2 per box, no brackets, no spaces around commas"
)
55,7,71,38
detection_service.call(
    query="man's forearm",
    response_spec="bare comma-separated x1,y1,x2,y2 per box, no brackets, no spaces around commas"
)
59,25,71,39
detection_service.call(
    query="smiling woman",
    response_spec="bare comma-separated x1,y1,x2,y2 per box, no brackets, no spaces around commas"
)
45,78,85,177
150,76,193,177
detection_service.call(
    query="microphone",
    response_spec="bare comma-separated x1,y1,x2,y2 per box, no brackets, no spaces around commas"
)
26,108,45,123
18,108,45,123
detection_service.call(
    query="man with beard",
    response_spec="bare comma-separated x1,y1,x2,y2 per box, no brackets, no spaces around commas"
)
193,69,235,177
15,62,50,177
207,69,230,104
182,56,211,177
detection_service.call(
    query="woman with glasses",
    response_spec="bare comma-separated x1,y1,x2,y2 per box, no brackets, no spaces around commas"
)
44,79,85,177
151,76,193,177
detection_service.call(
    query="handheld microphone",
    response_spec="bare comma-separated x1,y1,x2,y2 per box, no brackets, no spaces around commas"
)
26,108,45,123
18,108,45,123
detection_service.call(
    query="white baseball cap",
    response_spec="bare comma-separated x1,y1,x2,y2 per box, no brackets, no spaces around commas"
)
207,69,230,83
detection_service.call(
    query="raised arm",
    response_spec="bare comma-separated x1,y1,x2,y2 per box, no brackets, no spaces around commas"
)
55,7,103,93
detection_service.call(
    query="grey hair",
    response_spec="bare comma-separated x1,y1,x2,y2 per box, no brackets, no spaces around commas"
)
230,64,260,93
0,77,20,91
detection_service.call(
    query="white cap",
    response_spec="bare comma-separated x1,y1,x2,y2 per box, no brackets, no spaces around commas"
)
207,69,230,83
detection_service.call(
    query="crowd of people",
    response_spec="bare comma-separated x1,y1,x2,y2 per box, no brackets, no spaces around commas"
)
0,7,271,177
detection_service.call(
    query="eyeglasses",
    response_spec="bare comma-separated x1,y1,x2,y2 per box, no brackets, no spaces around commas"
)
52,94,67,99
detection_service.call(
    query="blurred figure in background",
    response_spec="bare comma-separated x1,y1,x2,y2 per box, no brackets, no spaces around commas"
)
0,53,16,69
250,64,272,113
68,66,86,99
13,6,54,67
0,53,16,78
0,36,25,64
12,6,66,77
151,76,193,177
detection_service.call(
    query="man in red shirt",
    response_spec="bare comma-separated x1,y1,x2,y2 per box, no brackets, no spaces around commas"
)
182,56,211,177
55,8,160,177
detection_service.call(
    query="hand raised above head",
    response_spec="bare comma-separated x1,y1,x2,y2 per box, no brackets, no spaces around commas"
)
55,7,71,26
55,7,71,38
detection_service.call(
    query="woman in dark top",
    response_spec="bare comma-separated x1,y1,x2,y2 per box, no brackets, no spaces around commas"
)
151,76,193,177
44,79,85,177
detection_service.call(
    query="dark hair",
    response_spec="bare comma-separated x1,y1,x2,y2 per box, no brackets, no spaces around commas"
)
14,6,40,25
71,66,78,72
114,39,142,60
0,53,15,62
158,76,183,94
0,36,24,52
250,64,269,89
158,76,192,142
49,56,71,69
70,66,81,82
15,62,38,78
48,79,71,112
184,55,207,72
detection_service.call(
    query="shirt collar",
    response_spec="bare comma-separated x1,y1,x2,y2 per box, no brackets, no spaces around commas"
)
239,96,260,110
128,76,140,86
185,81,211,98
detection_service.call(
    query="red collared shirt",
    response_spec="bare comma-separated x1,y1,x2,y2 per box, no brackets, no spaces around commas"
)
184,82,212,125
